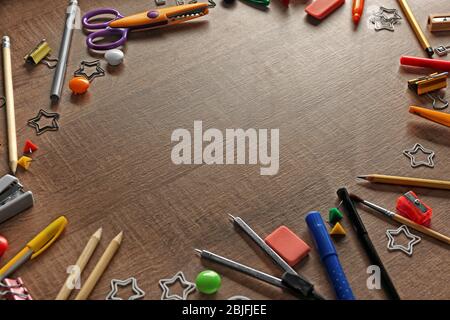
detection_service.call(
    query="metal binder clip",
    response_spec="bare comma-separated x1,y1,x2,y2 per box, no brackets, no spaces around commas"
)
0,278,33,300
434,45,450,57
0,174,34,225
428,14,450,32
23,39,58,69
408,72,449,110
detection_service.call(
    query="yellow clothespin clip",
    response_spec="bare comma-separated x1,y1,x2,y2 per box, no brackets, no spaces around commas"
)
408,72,449,110
23,39,58,69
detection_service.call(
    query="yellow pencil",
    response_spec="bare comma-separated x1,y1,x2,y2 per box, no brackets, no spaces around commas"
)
397,0,434,57
358,174,450,190
2,36,18,174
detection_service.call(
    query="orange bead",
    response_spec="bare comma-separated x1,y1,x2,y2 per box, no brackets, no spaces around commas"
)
69,76,90,94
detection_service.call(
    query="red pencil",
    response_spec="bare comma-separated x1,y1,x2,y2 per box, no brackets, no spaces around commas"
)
352,0,365,25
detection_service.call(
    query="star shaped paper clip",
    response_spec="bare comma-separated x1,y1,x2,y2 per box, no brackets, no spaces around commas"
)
370,7,402,31
403,143,435,168
106,277,145,300
27,109,60,135
74,60,105,81
386,225,421,256
159,271,196,300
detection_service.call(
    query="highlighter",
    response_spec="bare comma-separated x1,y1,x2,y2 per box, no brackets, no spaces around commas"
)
305,211,355,300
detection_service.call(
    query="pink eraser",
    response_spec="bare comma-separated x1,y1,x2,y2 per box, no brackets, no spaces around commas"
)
265,226,311,267
305,0,345,20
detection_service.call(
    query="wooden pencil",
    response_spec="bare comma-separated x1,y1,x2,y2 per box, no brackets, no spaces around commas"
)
2,36,17,174
55,227,103,300
358,174,450,190
75,231,123,300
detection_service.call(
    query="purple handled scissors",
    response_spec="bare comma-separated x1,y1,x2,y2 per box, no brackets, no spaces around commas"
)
82,8,129,51
82,4,210,51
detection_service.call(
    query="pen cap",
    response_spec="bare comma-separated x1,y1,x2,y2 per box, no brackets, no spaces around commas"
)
28,216,68,259
305,211,337,261
337,187,367,235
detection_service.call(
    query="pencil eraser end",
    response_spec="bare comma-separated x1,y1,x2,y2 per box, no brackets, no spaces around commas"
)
265,226,310,266
305,0,345,20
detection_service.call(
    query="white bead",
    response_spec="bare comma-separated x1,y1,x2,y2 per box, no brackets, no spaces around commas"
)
104,49,124,66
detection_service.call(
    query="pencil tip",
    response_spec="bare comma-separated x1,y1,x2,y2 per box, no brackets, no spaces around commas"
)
10,161,17,175
114,231,123,243
357,175,368,180
228,214,236,221
194,249,202,256
93,227,103,239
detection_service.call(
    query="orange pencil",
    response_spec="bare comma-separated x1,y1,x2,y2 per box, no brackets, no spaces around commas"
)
352,0,365,25
409,106,450,127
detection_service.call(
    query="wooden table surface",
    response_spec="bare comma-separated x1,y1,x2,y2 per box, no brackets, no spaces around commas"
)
0,0,449,300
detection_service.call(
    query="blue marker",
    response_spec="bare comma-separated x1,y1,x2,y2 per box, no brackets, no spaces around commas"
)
305,211,355,300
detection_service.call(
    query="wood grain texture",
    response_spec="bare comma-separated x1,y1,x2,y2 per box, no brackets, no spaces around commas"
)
0,0,449,300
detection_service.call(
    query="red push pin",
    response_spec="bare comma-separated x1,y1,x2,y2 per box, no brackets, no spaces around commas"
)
0,235,8,258
23,139,38,155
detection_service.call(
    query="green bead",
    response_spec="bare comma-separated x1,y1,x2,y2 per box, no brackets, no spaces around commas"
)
329,207,343,224
195,270,221,294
